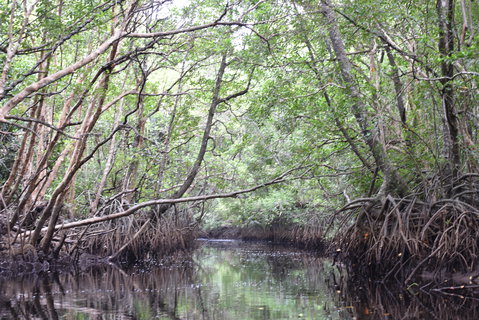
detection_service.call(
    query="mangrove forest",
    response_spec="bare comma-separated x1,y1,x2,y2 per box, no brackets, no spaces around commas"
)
1,0,479,292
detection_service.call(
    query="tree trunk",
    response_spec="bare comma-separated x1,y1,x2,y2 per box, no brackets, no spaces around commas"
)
156,59,188,197
436,0,460,180
292,3,375,175
172,52,229,200
90,103,122,214
321,0,406,197
33,36,122,250
152,51,251,219
122,77,147,204
384,46,407,125
6,49,50,227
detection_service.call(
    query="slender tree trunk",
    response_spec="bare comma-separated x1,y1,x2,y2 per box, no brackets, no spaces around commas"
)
0,1,34,99
21,53,52,213
0,29,124,122
436,0,460,180
33,36,122,250
7,49,50,227
122,77,146,204
292,4,375,175
171,53,229,199
0,126,30,206
384,46,407,125
34,74,89,202
152,51,250,220
383,44,416,156
156,59,188,196
90,103,122,214
11,71,89,225
321,0,406,197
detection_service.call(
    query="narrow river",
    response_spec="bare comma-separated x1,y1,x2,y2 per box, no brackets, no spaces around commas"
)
1,240,478,319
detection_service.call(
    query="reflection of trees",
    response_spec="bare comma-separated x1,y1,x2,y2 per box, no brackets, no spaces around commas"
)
336,275,479,320
0,276,59,320
1,243,357,320
0,262,198,319
193,242,351,320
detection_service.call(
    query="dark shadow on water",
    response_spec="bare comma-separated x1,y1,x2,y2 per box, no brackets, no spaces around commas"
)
336,275,479,319
1,240,479,319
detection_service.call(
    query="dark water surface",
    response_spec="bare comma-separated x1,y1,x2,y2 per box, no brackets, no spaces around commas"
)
1,240,479,319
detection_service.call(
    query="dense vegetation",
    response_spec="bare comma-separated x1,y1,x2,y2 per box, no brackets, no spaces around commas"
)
0,0,478,279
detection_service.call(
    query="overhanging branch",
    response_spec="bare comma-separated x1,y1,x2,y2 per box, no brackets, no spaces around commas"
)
38,166,307,233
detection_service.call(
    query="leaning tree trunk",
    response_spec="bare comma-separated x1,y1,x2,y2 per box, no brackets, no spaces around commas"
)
109,52,235,259
90,101,123,214
321,0,406,197
156,58,189,197
31,35,122,250
5,48,50,228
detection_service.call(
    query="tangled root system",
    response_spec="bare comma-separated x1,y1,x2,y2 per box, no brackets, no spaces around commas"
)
337,174,479,278
82,208,198,263
237,217,325,251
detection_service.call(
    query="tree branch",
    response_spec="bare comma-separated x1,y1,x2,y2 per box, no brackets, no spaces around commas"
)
127,21,263,38
31,167,305,233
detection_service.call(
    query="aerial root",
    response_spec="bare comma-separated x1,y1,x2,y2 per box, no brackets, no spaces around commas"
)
81,208,198,263
336,174,479,279
237,217,326,250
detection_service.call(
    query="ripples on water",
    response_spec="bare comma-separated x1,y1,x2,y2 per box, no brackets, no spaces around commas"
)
1,240,479,319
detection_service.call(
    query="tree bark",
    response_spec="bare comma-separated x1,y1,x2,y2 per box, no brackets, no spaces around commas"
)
436,0,460,180
321,0,406,197
34,35,122,250
385,46,407,125
0,29,123,122
171,53,229,199
122,76,147,204
292,3,375,175
90,101,123,214
156,59,189,197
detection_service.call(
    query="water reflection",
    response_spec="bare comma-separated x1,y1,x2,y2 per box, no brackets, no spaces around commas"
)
2,241,479,319
0,241,349,319
192,241,349,319
338,276,479,320
0,261,195,319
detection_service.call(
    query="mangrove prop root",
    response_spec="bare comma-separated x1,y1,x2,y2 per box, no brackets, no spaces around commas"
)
335,174,479,280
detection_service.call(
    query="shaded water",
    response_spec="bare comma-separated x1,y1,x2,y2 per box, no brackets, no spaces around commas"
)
1,240,479,319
